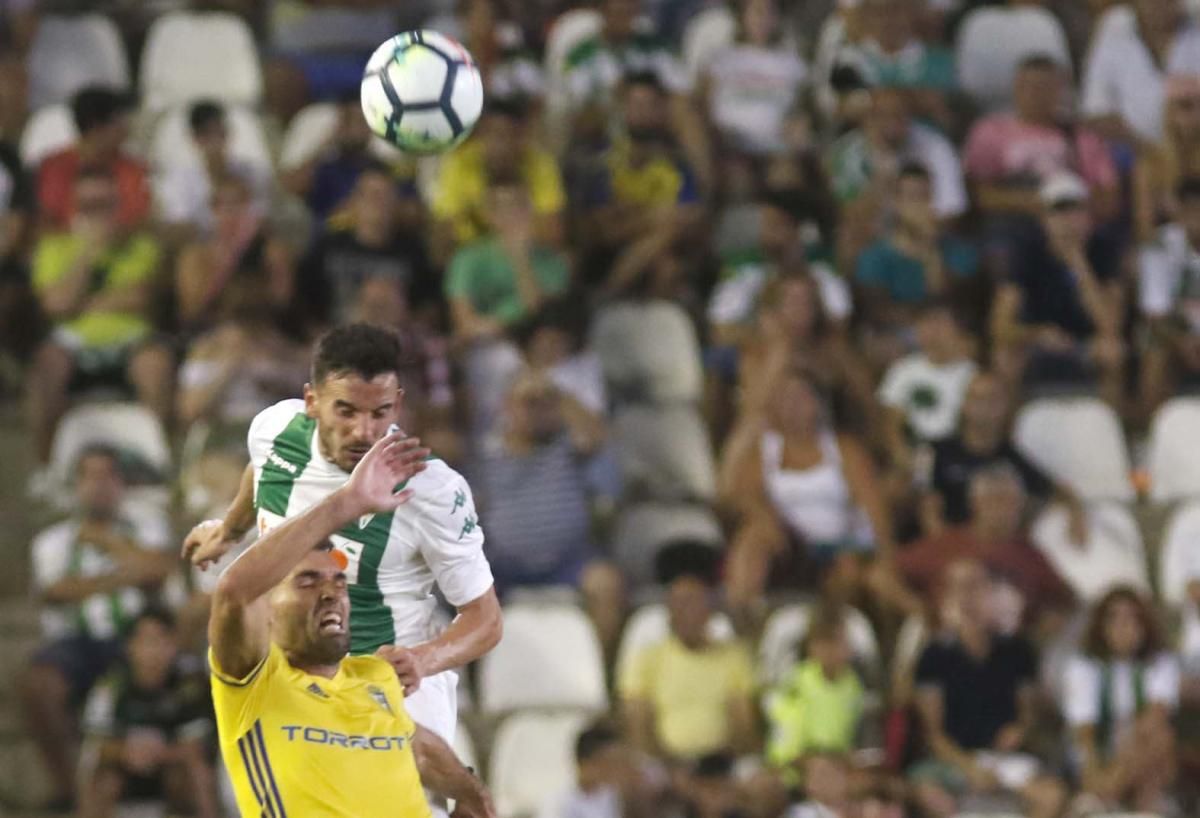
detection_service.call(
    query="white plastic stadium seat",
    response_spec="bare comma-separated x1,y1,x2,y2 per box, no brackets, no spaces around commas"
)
479,602,607,712
489,711,591,818
28,14,130,110
1013,397,1133,502
1158,500,1200,607
279,103,339,171
150,104,272,178
1147,397,1200,504
758,603,881,688
20,103,77,168
682,5,737,85
954,5,1070,111
48,402,171,493
613,405,716,502
1031,502,1149,602
139,12,262,111
591,300,703,405
615,603,734,683
612,502,722,587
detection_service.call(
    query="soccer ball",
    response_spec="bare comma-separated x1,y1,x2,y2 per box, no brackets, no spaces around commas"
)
360,30,484,155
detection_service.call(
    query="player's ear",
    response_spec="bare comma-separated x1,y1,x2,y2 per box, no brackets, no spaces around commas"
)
303,383,318,417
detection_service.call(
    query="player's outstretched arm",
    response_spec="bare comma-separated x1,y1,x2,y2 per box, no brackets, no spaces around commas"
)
182,463,256,569
411,725,496,818
209,433,430,679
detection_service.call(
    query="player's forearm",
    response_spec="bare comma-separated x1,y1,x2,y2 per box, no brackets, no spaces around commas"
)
222,464,257,541
218,486,364,606
413,589,502,677
412,725,489,805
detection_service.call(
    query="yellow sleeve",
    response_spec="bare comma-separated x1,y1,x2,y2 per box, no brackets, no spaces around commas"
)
209,643,283,738
618,643,658,701
527,150,566,215
31,235,75,292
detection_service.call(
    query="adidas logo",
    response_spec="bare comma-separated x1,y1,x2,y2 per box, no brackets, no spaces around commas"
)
306,683,329,699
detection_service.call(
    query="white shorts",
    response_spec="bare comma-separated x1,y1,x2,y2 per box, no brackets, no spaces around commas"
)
403,669,460,818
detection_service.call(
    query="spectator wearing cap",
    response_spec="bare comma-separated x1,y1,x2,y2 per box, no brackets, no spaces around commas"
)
431,97,566,258
1082,0,1200,145
828,86,967,267
854,163,980,345
830,0,956,131
576,73,703,259
26,167,171,466
708,189,851,351
619,545,757,762
910,559,1066,818
79,608,218,818
154,100,271,240
697,0,808,158
964,54,1119,224
1133,73,1200,242
720,369,893,628
1062,587,1179,814
37,86,149,231
18,445,176,812
877,299,978,476
1137,177,1200,414
990,171,1126,406
870,464,1074,633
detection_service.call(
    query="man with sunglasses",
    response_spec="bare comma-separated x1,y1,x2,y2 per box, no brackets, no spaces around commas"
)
26,167,172,469
183,322,501,818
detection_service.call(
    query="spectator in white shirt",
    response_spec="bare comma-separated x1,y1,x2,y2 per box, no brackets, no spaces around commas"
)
1081,0,1200,145
1137,176,1200,414
1063,586,1179,814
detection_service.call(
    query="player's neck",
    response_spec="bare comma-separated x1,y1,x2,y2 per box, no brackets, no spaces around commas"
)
290,654,340,679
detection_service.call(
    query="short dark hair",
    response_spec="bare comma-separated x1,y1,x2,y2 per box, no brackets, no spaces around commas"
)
575,721,619,763
311,323,403,385
1018,53,1063,73
655,540,720,587
693,752,734,779
898,161,932,184
125,606,176,639
1177,176,1200,203
71,86,131,134
623,70,666,95
188,99,225,134
1082,585,1166,662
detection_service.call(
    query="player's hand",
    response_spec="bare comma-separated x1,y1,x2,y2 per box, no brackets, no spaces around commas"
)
342,432,430,515
182,519,239,571
450,785,497,818
375,644,428,696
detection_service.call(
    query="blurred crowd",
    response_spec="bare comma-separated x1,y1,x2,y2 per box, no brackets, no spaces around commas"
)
5,0,1200,816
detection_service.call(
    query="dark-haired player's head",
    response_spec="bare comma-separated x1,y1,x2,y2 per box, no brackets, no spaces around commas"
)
1177,176,1200,240
124,608,179,690
271,539,351,667
71,85,132,158
574,721,623,791
306,323,404,472
76,443,125,520
656,541,719,650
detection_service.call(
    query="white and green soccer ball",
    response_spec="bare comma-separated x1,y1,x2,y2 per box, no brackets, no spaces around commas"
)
360,30,484,155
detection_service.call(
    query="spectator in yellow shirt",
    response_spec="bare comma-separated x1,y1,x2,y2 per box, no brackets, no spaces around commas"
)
431,97,565,259
619,543,759,762
26,168,171,465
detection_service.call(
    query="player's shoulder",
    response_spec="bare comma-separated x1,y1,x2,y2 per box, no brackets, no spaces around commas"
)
405,455,469,496
248,399,309,449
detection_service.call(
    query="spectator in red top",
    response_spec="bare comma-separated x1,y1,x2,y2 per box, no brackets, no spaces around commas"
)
964,54,1119,224
37,86,150,231
870,464,1074,634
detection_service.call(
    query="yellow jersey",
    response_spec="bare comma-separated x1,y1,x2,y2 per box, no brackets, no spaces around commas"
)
210,643,431,818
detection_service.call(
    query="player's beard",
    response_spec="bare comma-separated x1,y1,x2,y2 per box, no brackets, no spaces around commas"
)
298,627,351,667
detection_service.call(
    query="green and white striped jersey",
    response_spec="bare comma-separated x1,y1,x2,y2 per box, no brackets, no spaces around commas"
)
248,399,494,655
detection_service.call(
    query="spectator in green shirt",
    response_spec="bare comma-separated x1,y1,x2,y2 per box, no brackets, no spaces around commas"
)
26,167,171,464
766,605,865,780
446,180,571,343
